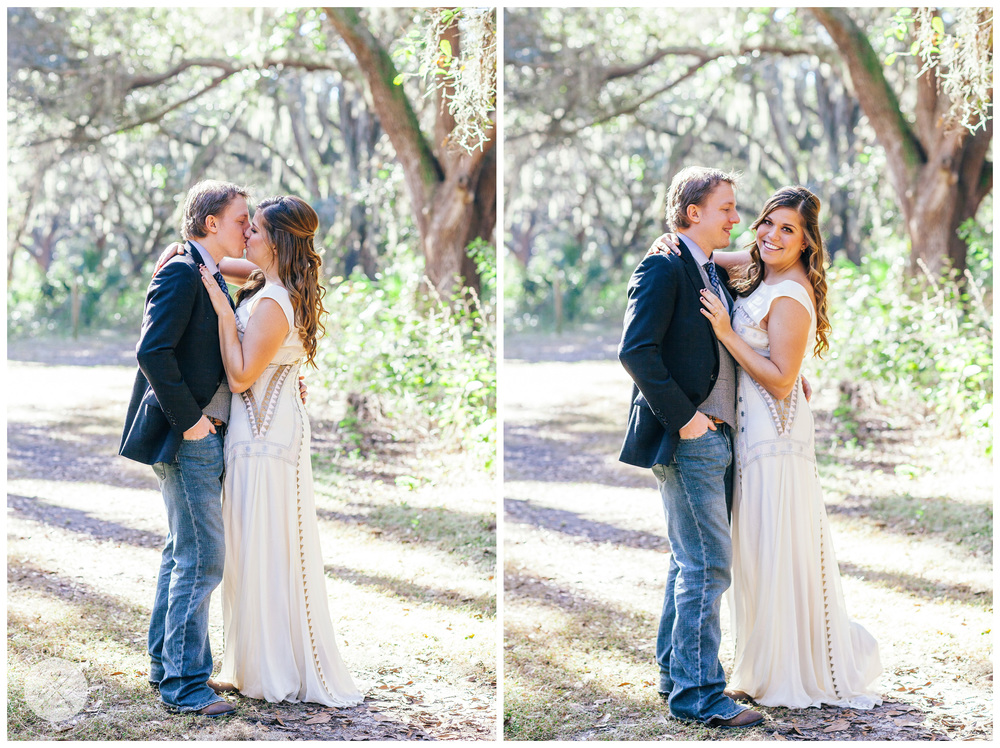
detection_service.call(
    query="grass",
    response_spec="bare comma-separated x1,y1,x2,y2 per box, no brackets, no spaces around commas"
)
503,348,993,741
7,592,196,740
7,345,497,741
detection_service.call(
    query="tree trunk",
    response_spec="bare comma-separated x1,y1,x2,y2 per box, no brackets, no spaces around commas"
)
812,8,992,275
325,7,495,298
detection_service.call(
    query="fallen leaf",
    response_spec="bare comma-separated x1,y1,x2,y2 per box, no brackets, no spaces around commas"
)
618,682,632,687
596,714,610,725
304,714,331,725
823,719,850,733
773,733,787,741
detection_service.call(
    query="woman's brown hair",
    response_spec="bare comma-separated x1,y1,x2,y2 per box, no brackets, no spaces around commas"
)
235,196,327,366
731,186,831,357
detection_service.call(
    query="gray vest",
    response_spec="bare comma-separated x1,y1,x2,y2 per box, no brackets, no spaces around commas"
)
695,261,737,428
202,382,232,423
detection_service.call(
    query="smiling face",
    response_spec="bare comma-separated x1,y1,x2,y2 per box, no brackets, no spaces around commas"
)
687,181,740,252
244,209,275,271
756,206,808,271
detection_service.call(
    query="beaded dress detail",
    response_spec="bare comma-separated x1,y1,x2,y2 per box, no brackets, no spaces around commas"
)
217,283,362,707
728,280,881,709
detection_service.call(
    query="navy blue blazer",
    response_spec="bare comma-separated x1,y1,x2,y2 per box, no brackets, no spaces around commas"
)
618,236,734,469
119,242,228,466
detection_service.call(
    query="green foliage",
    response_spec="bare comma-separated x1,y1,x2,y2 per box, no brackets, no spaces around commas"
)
391,8,496,153
318,241,496,473
825,243,993,453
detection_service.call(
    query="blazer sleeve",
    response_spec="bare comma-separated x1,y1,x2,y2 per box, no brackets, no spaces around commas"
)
618,255,699,433
135,261,204,434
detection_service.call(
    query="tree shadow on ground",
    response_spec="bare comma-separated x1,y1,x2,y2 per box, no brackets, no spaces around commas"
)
504,568,654,668
839,560,992,607
325,564,495,618
504,422,649,489
827,492,993,559
504,498,668,551
315,501,496,571
7,421,152,490
7,337,138,367
504,610,952,741
8,560,151,637
7,562,428,741
504,329,621,364
8,494,166,549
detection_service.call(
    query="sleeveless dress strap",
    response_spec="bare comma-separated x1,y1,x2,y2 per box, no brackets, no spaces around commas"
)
767,280,816,324
741,280,815,324
249,283,296,330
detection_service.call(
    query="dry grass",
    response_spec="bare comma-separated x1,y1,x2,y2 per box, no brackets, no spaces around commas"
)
6,336,496,741
503,332,992,741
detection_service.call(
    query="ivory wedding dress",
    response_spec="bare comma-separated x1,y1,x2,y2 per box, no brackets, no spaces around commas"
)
727,279,881,709
217,283,362,707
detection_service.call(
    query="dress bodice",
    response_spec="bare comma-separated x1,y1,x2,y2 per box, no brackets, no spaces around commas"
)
732,279,816,364
234,283,305,366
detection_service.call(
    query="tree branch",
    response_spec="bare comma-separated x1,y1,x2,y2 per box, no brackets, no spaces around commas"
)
324,6,442,224
810,7,926,207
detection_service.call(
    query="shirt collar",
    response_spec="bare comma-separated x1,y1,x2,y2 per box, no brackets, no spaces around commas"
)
187,239,220,275
677,232,712,267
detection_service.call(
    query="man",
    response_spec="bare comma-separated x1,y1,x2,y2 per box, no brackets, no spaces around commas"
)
618,167,763,728
119,180,249,717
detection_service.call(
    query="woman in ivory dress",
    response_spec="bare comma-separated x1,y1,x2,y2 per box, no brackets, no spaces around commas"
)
197,195,362,707
655,186,881,709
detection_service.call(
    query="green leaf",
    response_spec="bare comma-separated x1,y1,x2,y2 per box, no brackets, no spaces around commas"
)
931,16,945,35
392,73,404,86
894,27,905,41
884,52,897,66
898,8,911,16
439,38,452,58
910,40,920,55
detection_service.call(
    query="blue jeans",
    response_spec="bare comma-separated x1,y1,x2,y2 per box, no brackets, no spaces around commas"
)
652,425,743,723
148,433,226,712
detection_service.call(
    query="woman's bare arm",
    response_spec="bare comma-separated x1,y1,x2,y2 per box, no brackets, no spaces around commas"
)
218,257,259,285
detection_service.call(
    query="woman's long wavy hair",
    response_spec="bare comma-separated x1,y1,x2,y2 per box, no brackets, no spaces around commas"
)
731,186,831,357
235,196,327,366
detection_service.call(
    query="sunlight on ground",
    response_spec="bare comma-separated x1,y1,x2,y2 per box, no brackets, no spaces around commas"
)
504,351,993,741
7,355,497,740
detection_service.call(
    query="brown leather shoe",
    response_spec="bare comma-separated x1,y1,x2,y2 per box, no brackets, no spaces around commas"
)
207,678,238,694
724,688,754,702
707,709,764,728
197,701,235,717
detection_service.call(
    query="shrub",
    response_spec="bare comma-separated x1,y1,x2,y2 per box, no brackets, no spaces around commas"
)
317,240,496,473
824,244,992,454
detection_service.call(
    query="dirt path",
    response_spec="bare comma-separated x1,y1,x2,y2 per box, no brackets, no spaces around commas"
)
7,333,496,741
503,329,992,742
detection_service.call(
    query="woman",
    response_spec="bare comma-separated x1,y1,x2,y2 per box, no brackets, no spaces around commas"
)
653,186,881,709
191,196,362,707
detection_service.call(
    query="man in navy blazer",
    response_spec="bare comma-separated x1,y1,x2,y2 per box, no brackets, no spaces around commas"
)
618,167,762,728
119,180,249,717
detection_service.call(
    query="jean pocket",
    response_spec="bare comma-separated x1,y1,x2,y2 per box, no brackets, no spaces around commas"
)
678,430,709,442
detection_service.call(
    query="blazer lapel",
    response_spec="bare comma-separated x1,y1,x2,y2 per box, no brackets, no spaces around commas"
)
188,241,235,310
677,237,707,294
678,236,736,312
